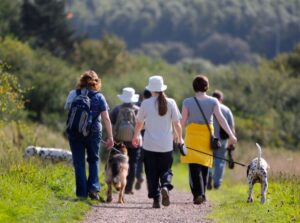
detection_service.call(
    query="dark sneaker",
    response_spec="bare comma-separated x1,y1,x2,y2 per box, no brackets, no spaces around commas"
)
125,190,134,195
161,187,170,206
214,184,220,190
88,192,100,201
193,195,206,205
152,197,161,208
135,178,144,190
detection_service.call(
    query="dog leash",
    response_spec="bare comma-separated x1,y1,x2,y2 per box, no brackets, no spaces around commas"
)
100,139,125,154
186,146,246,167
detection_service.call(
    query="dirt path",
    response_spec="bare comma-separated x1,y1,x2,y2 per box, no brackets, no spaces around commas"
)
83,183,213,223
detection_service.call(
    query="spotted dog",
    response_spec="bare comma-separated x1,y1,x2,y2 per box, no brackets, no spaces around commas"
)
247,143,269,204
105,142,129,204
24,146,73,164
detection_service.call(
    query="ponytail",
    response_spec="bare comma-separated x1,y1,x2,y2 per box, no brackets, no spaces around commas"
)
157,92,167,116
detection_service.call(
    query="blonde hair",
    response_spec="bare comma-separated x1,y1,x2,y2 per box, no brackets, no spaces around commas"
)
76,70,101,91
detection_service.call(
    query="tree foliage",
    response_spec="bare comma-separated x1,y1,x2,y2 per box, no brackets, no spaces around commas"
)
72,34,132,75
67,0,300,64
0,37,78,127
21,0,75,57
0,0,21,38
0,63,24,122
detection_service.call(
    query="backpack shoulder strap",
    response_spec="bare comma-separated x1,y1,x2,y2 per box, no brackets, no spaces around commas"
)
88,91,100,99
76,89,81,96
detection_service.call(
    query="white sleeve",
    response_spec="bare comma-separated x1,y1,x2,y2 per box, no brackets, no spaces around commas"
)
137,101,146,122
170,99,181,121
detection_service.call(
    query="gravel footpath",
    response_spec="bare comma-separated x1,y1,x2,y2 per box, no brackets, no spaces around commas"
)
83,182,213,223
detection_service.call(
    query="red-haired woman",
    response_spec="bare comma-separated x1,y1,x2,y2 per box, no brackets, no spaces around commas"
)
65,70,114,200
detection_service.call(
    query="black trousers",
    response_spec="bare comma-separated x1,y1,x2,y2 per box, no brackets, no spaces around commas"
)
143,149,173,199
125,147,139,192
188,163,208,199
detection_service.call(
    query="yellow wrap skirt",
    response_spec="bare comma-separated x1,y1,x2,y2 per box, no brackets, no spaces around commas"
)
180,123,213,168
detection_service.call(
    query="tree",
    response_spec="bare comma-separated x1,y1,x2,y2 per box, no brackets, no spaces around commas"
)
196,33,254,64
0,63,24,121
21,0,75,57
72,33,131,75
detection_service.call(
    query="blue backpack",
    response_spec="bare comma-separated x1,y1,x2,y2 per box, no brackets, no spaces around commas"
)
66,89,98,137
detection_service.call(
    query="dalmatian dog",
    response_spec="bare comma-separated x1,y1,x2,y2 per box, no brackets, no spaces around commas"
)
247,143,269,204
24,146,73,164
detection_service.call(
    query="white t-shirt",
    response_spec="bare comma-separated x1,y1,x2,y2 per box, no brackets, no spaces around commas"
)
137,96,181,152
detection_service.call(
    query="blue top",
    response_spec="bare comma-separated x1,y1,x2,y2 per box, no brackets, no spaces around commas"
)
65,89,109,133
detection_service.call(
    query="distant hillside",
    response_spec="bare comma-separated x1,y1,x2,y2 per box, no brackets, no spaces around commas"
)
67,0,300,64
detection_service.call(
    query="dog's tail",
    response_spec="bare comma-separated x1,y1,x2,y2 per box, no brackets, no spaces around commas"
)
255,143,262,169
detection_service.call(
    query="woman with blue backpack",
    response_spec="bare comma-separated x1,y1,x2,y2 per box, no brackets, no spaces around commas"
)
65,70,114,200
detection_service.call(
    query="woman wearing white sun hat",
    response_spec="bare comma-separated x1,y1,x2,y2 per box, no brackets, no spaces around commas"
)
110,87,140,194
132,75,184,208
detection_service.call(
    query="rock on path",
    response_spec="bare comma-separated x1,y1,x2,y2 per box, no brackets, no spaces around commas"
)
83,183,213,223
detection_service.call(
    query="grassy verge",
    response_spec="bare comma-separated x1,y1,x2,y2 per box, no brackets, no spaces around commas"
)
0,121,108,223
0,160,108,223
172,154,300,223
207,176,300,223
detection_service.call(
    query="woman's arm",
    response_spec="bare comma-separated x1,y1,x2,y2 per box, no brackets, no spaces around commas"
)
100,110,114,149
132,120,144,148
213,103,237,145
173,120,184,144
180,106,188,127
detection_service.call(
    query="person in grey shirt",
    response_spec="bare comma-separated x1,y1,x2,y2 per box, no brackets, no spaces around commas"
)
208,90,235,190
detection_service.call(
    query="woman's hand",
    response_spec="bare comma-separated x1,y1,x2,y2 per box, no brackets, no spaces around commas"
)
132,135,140,148
105,136,114,149
228,135,237,146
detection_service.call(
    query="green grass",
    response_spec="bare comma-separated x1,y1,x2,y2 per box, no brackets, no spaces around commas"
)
0,121,112,223
172,161,190,191
172,160,300,223
0,160,107,223
207,175,300,223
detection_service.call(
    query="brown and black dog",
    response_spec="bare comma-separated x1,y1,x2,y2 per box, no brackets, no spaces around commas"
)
105,142,129,203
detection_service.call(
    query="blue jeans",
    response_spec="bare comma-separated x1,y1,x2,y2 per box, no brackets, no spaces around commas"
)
209,140,227,188
68,132,101,197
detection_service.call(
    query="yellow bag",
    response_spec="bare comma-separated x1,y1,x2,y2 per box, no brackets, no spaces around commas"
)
180,123,213,168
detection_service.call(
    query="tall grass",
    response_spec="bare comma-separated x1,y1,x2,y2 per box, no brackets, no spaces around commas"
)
0,121,107,223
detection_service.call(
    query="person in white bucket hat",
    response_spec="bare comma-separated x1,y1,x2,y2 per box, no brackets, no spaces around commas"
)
110,87,140,195
132,75,184,208
145,75,167,92
117,87,139,103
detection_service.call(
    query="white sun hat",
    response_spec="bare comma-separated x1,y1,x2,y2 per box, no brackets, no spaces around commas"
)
117,87,139,103
145,75,167,92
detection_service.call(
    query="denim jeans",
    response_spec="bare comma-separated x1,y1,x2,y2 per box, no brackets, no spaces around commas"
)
68,132,101,197
209,139,227,188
